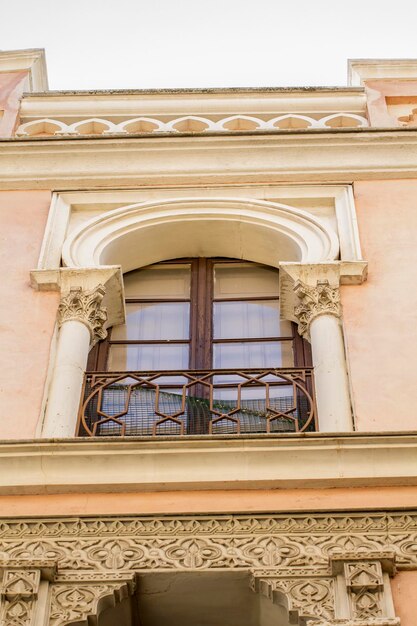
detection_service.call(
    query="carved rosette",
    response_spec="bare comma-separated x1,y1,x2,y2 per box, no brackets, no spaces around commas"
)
57,284,108,345
293,279,341,339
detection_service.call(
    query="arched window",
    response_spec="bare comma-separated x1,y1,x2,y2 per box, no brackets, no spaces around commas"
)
90,258,311,371
81,259,315,436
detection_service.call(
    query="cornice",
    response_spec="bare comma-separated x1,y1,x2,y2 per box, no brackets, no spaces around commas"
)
1,129,417,189
24,86,365,97
18,88,366,121
0,432,416,495
0,125,412,141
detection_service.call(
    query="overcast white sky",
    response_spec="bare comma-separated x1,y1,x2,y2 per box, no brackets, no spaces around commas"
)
2,0,417,90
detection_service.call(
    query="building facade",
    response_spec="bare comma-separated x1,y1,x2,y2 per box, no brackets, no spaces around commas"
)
0,49,417,624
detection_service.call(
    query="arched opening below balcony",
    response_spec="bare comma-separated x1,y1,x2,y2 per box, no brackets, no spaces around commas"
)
97,572,293,626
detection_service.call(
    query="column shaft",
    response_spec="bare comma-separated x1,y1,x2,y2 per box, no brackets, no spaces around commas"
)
41,284,107,438
43,321,91,437
309,314,352,432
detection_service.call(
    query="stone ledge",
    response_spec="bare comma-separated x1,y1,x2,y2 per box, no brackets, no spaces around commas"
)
1,129,417,189
0,432,416,495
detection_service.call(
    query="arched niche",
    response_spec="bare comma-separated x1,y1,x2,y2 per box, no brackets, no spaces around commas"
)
62,197,339,272
96,572,293,626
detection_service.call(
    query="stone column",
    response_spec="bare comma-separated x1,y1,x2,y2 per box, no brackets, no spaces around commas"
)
42,285,107,438
294,279,352,432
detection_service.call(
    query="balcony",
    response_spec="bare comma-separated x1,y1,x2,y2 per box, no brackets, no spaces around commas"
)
77,367,316,437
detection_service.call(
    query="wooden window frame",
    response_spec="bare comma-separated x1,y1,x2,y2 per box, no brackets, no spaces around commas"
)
88,258,312,371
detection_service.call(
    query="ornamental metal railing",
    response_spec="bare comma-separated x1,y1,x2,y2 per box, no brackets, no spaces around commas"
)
77,368,316,437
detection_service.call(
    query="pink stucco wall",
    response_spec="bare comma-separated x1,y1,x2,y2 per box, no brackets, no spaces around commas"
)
0,485,416,517
391,571,417,626
0,70,29,137
342,180,417,431
0,190,58,438
365,79,417,126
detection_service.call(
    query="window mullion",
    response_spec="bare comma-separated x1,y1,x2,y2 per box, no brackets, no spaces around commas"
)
191,258,213,370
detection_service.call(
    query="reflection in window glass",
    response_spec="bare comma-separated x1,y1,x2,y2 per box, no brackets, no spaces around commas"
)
214,263,279,299
112,302,190,341
124,265,191,299
108,344,189,371
213,341,293,369
213,300,291,339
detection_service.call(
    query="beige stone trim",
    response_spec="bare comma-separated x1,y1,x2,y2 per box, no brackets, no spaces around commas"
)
61,196,340,270
2,131,417,190
20,88,367,121
0,433,416,494
0,513,412,624
0,49,48,92
30,266,125,329
279,262,367,324
37,185,362,272
15,113,369,138
348,58,417,86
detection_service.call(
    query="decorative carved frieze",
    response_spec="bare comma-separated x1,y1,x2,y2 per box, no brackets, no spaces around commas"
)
252,574,335,623
0,512,416,571
57,284,107,345
294,279,341,338
49,579,134,626
293,621,399,626
0,513,410,625
251,554,398,625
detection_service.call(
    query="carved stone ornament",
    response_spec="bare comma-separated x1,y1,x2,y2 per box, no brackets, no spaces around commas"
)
57,284,108,345
253,574,336,624
0,565,43,626
49,579,134,626
0,512,410,624
294,279,341,339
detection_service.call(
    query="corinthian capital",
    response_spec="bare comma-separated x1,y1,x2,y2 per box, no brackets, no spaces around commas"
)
293,279,341,339
58,285,108,345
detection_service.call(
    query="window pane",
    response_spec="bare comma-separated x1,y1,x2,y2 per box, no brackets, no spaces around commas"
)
214,263,279,299
213,300,292,339
124,265,191,299
112,302,190,341
108,344,189,371
213,341,293,368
